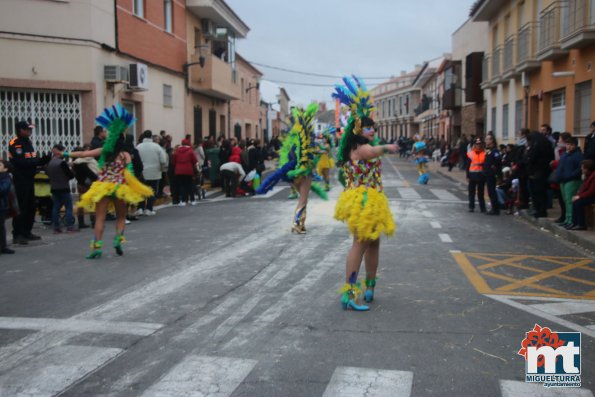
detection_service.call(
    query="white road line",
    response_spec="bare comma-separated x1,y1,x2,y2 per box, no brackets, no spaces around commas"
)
528,301,595,316
500,380,594,397
430,188,459,201
423,211,433,218
253,185,288,199
141,355,257,397
587,324,595,331
486,295,595,338
0,317,162,336
430,221,442,229
439,233,452,243
419,204,427,209
222,238,351,351
391,198,465,204
0,345,122,397
322,367,413,397
397,188,421,200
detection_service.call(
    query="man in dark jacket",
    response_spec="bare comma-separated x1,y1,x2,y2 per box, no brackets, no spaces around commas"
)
583,121,595,161
8,121,50,244
46,144,76,233
90,126,106,150
524,130,555,218
483,134,502,215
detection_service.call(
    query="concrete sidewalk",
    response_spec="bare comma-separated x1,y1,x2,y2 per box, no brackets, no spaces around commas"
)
427,160,595,254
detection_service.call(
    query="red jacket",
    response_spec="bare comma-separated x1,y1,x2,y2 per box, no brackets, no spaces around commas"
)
577,172,595,200
173,146,198,175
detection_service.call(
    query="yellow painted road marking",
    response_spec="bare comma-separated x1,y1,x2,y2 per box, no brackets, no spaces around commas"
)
451,252,595,300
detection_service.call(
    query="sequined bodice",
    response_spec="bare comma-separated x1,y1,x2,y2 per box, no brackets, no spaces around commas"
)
98,161,125,184
344,158,382,191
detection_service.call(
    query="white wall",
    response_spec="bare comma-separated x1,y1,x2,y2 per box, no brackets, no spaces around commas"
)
0,0,115,47
142,68,185,141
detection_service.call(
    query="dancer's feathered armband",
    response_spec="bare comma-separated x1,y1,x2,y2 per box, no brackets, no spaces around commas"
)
332,76,374,163
95,104,136,167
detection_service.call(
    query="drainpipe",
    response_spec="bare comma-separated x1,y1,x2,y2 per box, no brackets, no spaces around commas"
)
227,99,231,139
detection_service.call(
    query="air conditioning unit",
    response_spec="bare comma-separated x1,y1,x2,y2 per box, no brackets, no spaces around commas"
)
129,63,149,91
201,19,215,38
104,65,129,83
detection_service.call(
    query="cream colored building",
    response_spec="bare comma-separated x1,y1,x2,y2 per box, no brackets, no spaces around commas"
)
184,0,249,142
372,69,422,141
0,0,186,156
473,0,595,142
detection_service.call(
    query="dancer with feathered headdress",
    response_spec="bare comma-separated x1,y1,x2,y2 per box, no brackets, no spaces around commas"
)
62,104,153,258
333,76,398,311
256,103,327,233
316,127,336,191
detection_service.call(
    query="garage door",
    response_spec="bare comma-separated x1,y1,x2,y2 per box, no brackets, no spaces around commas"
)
1,89,83,159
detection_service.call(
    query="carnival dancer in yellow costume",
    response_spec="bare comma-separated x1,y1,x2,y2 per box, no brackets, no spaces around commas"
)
63,104,153,259
333,76,397,311
316,130,335,191
256,104,328,233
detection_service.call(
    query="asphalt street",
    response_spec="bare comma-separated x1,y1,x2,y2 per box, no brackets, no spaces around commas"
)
0,156,593,396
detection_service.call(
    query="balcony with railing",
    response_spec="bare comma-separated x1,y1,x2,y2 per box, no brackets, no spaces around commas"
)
517,22,541,72
537,1,569,60
481,55,491,89
188,53,240,100
561,0,595,49
502,35,517,78
491,46,502,83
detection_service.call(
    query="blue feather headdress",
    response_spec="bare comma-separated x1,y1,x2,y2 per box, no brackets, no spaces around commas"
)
95,103,136,168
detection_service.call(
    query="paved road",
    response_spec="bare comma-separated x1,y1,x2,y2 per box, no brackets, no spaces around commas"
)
0,156,593,396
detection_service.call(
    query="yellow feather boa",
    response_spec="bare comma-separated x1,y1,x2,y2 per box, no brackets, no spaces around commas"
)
77,169,153,212
334,186,395,241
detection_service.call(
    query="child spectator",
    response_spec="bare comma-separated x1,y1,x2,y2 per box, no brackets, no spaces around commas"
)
569,160,595,230
46,144,76,233
556,136,583,228
0,160,16,254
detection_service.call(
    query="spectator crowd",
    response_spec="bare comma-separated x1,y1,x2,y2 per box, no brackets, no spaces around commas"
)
1,120,279,255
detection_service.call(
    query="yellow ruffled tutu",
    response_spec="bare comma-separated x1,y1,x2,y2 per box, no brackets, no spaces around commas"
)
77,169,153,212
334,186,395,241
316,153,335,175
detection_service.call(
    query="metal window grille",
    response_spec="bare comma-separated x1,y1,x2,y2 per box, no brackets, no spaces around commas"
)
163,84,173,107
1,89,83,160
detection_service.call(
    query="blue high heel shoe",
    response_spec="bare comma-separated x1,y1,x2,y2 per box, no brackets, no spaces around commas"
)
364,277,376,302
340,282,369,311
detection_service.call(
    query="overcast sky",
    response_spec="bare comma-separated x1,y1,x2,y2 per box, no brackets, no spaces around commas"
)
226,0,476,107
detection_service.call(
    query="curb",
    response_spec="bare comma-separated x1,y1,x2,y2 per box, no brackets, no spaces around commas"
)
518,210,595,254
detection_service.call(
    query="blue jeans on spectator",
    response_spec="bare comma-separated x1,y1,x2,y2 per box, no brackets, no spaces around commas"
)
138,179,160,211
52,191,74,230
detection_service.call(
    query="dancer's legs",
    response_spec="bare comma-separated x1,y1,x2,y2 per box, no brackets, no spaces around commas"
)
364,239,380,280
93,198,109,241
346,237,369,282
114,199,127,233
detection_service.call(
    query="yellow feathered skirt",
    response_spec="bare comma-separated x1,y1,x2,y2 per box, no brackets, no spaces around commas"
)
316,153,335,175
334,186,395,241
77,169,153,212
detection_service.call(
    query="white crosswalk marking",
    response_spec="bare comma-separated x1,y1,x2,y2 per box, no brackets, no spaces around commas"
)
322,366,413,397
439,233,453,243
430,221,442,229
0,316,162,336
141,355,257,397
430,188,458,201
527,301,595,316
397,187,421,199
0,345,121,397
252,185,288,198
500,380,594,396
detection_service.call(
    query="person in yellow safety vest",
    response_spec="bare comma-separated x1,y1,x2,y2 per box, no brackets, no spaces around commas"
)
467,138,486,212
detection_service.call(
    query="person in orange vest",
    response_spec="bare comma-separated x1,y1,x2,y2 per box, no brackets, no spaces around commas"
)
467,137,486,212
